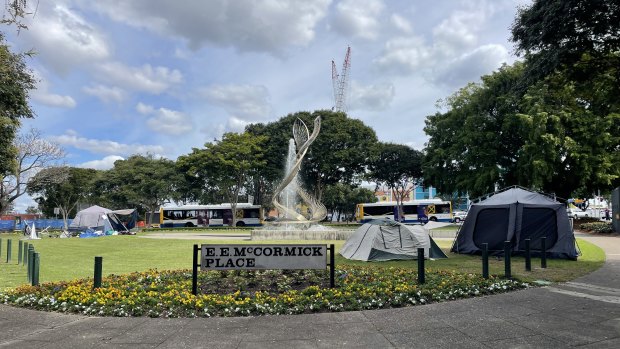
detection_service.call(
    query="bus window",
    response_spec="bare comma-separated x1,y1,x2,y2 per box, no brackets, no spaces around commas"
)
244,209,260,218
402,205,417,215
164,210,183,220
364,205,394,216
210,210,223,219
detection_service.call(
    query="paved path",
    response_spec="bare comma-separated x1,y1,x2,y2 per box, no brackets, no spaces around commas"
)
2,234,620,348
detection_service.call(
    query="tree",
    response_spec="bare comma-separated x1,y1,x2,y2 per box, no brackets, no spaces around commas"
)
368,142,423,222
424,64,527,198
323,183,377,222
0,128,64,214
246,110,378,202
511,0,620,83
424,61,620,199
0,32,36,178
27,166,98,230
179,132,267,227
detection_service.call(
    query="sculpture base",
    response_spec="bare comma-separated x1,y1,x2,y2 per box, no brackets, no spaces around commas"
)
251,229,355,240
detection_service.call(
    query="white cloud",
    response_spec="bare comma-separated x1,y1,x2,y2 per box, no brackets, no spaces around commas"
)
22,4,110,74
90,0,331,54
390,14,412,34
226,117,250,133
96,62,183,94
349,81,395,111
433,7,488,56
83,84,126,103
330,0,384,39
78,155,125,170
31,73,77,108
136,102,155,115
32,91,76,109
136,103,194,136
435,44,509,87
50,130,164,156
201,84,272,122
373,37,431,75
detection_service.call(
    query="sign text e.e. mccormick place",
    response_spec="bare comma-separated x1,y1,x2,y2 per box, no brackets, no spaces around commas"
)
201,244,327,270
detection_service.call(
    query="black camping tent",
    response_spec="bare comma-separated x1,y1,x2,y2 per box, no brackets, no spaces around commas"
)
451,187,578,260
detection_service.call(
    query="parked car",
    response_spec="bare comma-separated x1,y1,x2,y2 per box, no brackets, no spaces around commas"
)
567,208,589,219
452,211,468,223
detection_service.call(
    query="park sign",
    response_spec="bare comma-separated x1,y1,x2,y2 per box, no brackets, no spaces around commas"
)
201,244,327,270
191,243,335,295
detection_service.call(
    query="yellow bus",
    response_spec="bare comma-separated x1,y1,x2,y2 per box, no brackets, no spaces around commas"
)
160,203,263,228
355,200,452,223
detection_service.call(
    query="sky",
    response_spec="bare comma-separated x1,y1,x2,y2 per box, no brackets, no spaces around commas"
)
4,0,529,211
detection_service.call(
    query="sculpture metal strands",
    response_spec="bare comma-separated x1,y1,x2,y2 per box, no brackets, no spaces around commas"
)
271,117,327,224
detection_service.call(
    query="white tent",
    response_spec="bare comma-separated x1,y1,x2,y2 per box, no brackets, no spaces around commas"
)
69,205,126,233
340,219,447,261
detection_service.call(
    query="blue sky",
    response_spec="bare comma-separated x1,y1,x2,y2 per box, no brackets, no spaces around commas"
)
4,0,528,210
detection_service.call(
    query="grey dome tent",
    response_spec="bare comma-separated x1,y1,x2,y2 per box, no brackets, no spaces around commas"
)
451,187,578,260
340,219,447,261
69,205,130,233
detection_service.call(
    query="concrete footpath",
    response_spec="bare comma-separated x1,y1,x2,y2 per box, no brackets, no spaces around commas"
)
1,234,620,348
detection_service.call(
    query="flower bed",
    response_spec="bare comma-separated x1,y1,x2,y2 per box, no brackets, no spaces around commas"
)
1,267,527,318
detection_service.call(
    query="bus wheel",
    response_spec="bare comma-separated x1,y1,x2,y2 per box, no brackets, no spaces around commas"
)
236,221,246,227
185,222,194,228
454,217,461,223
429,217,437,222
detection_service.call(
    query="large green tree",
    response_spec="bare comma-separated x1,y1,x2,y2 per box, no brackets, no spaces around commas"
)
368,142,423,221
511,0,620,83
27,166,98,230
179,132,267,226
246,110,378,203
424,61,619,199
424,63,526,198
0,32,35,179
94,155,180,222
323,183,376,222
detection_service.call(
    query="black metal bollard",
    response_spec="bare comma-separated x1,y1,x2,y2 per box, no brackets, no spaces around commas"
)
482,243,489,279
525,238,532,271
94,256,103,289
6,239,11,263
541,237,547,269
504,241,512,279
27,246,34,282
22,242,29,266
417,247,425,284
329,244,335,288
32,252,40,286
192,245,198,295
18,240,23,265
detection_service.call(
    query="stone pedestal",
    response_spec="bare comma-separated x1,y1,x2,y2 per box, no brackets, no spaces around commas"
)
251,229,355,240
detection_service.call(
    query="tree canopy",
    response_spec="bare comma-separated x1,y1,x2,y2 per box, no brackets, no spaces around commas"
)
27,166,98,229
0,32,36,178
511,0,620,82
368,142,423,220
247,110,378,202
178,132,267,226
424,61,619,199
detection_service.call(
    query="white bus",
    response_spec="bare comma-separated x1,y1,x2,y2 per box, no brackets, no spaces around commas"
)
160,203,263,228
355,200,453,223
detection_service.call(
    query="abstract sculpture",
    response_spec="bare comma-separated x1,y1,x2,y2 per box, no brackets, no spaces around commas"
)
271,117,327,223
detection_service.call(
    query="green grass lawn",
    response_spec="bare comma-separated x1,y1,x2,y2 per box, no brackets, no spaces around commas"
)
0,231,605,290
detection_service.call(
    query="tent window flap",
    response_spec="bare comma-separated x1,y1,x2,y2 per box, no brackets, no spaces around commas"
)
473,208,509,251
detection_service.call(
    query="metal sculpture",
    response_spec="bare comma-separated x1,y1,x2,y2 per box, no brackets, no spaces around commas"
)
271,117,327,223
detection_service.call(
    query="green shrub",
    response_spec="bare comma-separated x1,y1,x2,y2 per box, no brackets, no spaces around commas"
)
579,222,614,234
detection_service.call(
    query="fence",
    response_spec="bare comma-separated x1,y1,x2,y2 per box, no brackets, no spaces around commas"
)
0,219,71,232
